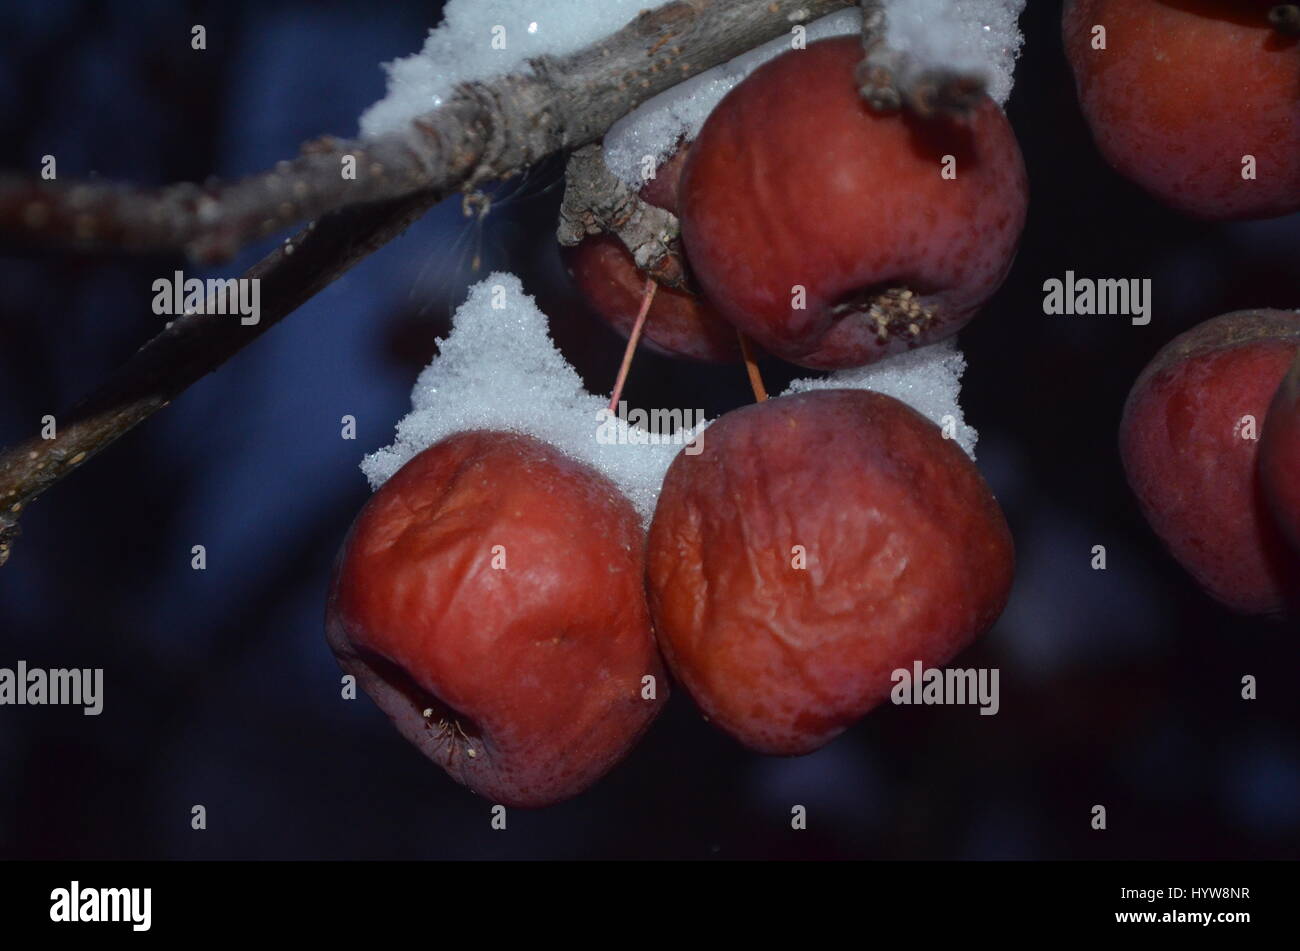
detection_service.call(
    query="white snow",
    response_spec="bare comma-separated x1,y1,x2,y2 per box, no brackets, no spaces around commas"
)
362,273,699,522
784,339,977,458
360,0,664,139
364,275,975,522
360,1,1026,179
887,0,1025,105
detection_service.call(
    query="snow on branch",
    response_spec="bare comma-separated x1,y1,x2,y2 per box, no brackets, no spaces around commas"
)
0,0,851,263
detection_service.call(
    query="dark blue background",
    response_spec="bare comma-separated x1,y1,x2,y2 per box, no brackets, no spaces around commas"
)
0,0,1297,859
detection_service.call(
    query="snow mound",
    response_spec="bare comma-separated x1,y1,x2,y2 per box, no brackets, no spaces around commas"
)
362,273,700,521
784,339,977,458
364,275,976,521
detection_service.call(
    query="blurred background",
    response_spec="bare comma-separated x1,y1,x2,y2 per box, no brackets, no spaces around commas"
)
0,0,1297,860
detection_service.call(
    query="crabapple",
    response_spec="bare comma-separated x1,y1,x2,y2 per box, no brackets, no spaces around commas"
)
1063,0,1300,220
646,389,1014,755
678,36,1027,370
1119,309,1300,615
326,431,666,807
1261,350,1300,554
564,145,741,362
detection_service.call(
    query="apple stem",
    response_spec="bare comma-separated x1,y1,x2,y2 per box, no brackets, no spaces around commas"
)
607,277,657,413
738,332,768,402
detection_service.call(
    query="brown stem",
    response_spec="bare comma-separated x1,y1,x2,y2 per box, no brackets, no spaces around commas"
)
738,332,768,402
608,278,658,412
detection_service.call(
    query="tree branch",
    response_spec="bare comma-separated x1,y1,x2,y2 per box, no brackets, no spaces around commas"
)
0,192,439,565
0,0,852,565
1,0,850,263
557,144,686,289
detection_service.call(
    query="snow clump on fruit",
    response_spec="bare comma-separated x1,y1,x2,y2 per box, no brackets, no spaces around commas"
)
363,275,976,523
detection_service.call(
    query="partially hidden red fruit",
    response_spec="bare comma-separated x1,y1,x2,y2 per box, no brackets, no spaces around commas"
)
1261,350,1300,554
1120,310,1300,615
646,390,1014,755
327,431,666,807
679,36,1028,370
564,145,741,362
1064,0,1300,220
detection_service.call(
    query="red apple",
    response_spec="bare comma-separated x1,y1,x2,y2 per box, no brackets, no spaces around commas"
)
564,145,741,362
1064,0,1300,220
1120,309,1300,615
327,431,666,807
678,36,1027,370
1261,349,1300,554
646,389,1014,755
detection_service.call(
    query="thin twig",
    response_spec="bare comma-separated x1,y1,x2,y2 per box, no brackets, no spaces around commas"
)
0,192,438,565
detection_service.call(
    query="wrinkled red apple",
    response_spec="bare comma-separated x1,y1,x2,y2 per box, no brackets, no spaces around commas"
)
646,389,1014,755
327,431,666,807
1261,349,1300,554
1064,0,1300,221
679,36,1028,370
564,145,741,362
1120,309,1300,615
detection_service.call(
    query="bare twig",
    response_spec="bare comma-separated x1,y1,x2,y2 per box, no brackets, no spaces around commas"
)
557,145,686,289
0,137,453,264
0,0,852,564
1,0,850,263
0,192,439,565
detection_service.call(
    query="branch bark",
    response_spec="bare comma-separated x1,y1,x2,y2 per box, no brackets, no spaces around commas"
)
0,0,852,565
1,0,849,263
557,144,686,289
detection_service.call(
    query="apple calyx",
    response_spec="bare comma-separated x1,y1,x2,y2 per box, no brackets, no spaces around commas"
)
832,286,936,346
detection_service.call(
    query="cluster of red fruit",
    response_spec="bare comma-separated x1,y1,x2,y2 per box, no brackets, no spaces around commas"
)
1063,2,1300,613
326,37,1025,807
327,2,1300,807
